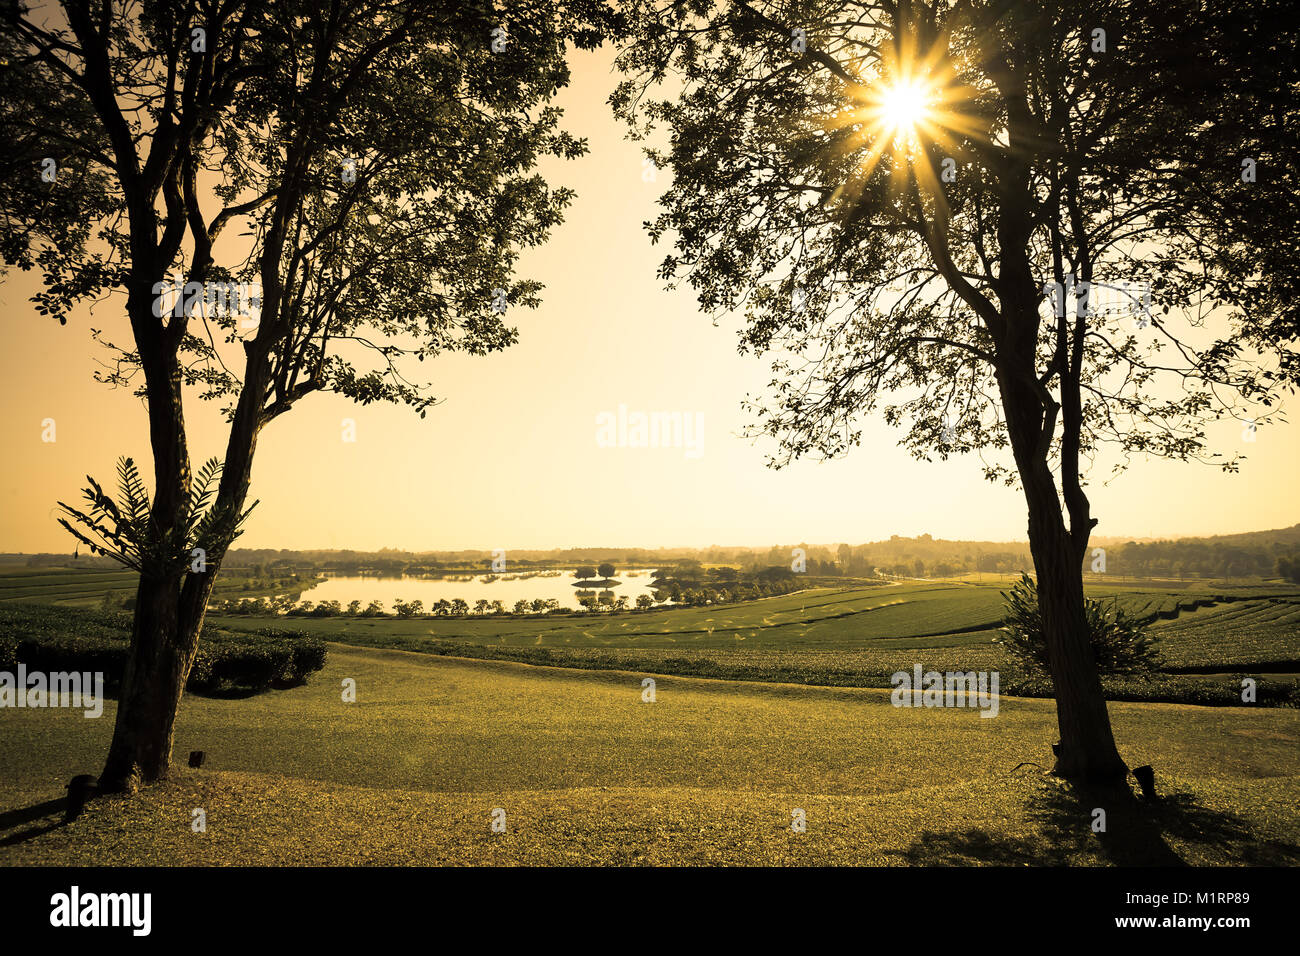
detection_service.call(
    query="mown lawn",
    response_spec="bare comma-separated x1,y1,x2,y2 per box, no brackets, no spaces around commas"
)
1,644,1296,865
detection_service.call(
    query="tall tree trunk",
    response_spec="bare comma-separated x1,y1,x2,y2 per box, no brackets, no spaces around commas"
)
100,566,225,792
999,357,1128,784
987,95,1129,781
98,356,271,793
1022,465,1127,782
100,573,199,792
99,287,193,792
99,286,217,792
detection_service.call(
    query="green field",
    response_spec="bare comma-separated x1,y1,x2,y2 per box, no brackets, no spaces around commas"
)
3,566,1297,691
0,566,320,608
198,579,1300,699
2,567,1297,865
1154,598,1300,669
5,568,1298,695
204,579,1297,648
0,568,140,605
2,644,1297,865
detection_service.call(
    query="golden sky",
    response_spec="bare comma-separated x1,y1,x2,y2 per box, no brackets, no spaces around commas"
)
1,49,1296,553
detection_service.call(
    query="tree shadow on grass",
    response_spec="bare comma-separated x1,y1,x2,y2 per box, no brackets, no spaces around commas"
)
0,797,72,847
893,827,1073,866
891,778,1300,866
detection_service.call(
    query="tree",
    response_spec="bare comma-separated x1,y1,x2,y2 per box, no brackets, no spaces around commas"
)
1,0,615,792
614,0,1295,781
1279,556,1300,585
311,599,343,617
575,565,597,581
392,599,423,619
598,561,616,580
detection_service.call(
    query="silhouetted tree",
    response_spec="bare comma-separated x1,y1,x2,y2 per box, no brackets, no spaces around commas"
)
1,0,617,791
615,0,1295,780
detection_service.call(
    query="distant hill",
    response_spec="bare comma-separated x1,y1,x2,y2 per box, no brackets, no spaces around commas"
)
1172,524,1300,549
4,523,1298,581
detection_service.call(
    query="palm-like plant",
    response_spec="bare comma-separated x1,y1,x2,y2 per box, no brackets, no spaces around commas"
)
57,456,256,575
996,574,1162,676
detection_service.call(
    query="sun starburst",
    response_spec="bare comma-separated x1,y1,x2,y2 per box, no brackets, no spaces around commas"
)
876,79,935,140
821,30,986,209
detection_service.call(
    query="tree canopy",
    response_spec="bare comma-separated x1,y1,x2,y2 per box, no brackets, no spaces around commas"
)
613,0,1296,482
0,0,620,790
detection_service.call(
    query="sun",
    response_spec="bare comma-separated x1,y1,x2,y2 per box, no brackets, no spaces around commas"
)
878,80,932,136
821,30,985,207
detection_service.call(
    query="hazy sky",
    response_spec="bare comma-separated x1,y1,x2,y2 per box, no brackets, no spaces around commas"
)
1,48,1295,554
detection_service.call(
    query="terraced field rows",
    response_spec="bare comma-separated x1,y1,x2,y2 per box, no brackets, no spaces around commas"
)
4,568,1297,674
1154,597,1300,668
0,569,138,605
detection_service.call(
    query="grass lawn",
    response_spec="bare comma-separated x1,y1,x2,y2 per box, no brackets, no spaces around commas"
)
2,643,1297,865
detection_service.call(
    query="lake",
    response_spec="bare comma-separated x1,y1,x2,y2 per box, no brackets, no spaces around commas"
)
296,569,665,611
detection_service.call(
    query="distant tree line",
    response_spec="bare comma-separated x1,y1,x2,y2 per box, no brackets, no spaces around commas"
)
16,528,1300,584
209,596,574,618
647,563,804,607
1092,540,1300,581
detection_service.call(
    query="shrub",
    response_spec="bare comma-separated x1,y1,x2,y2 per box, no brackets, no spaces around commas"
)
994,573,1161,676
0,604,325,695
190,627,326,692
